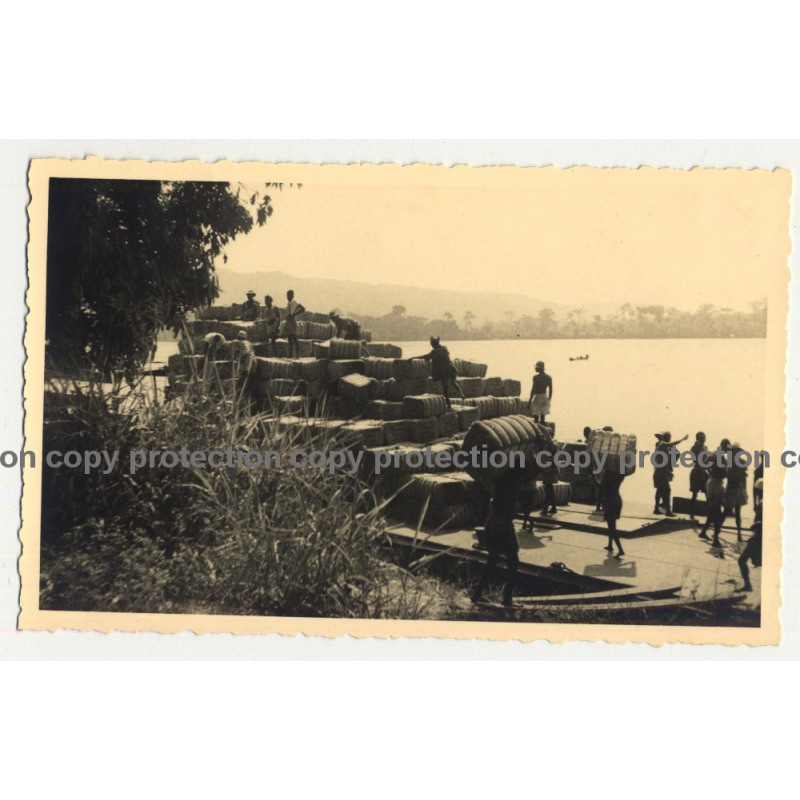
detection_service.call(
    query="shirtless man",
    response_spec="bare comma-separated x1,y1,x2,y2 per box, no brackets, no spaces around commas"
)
527,361,552,423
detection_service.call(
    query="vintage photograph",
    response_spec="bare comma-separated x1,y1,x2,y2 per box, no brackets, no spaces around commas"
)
19,159,790,643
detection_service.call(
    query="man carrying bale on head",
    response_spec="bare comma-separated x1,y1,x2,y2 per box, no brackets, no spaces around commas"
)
528,361,552,423
242,290,260,321
420,337,465,409
470,467,532,609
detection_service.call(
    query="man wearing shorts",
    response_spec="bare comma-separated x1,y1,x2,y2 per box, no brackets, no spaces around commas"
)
699,438,730,548
528,360,552,423
470,469,527,608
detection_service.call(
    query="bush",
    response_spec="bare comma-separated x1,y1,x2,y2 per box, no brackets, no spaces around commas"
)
39,376,454,618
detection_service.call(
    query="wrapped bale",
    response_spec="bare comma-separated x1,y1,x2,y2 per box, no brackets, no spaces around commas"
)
329,338,362,360
385,378,428,401
451,404,480,431
363,357,395,380
437,410,459,438
362,444,425,477
313,341,331,359
298,310,333,325
382,419,410,445
205,360,235,380
464,396,499,420
570,483,595,505
401,498,477,530
297,339,314,358
365,342,387,357
295,321,310,338
461,414,552,483
255,378,302,398
326,396,365,419
483,377,504,396
495,397,518,416
339,373,379,404
178,336,203,355
453,358,488,378
308,417,348,436
552,481,573,505
384,344,403,359
273,396,306,415
340,421,385,449
407,417,440,444
503,379,522,397
517,483,547,513
314,321,335,339
373,379,392,399
402,471,474,506
366,399,405,421
402,393,447,419
256,357,295,380
168,353,202,376
456,377,485,398
306,378,326,400
393,358,429,380
327,359,365,381
253,341,287,358
586,429,637,476
292,357,327,381
427,379,444,396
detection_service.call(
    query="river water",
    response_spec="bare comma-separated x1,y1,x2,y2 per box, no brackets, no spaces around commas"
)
157,337,767,506
398,338,767,506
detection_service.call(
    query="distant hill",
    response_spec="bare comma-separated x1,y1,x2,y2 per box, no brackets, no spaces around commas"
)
214,268,568,323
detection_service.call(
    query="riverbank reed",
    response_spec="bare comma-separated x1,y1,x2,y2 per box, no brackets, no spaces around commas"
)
39,373,460,618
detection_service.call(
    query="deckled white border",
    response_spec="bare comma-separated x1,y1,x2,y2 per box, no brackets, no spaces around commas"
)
2,139,798,658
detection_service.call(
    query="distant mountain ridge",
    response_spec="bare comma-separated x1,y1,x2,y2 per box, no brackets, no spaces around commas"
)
215,268,569,322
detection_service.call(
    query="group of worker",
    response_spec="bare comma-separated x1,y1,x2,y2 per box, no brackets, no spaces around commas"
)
655,431,763,592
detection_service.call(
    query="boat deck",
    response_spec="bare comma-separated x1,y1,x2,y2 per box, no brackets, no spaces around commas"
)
388,502,760,606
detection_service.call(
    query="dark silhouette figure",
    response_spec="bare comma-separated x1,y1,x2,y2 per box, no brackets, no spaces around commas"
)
421,337,464,409
601,470,626,557
470,470,528,607
528,360,552,422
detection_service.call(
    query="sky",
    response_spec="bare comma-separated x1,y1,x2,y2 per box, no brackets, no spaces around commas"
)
220,166,791,312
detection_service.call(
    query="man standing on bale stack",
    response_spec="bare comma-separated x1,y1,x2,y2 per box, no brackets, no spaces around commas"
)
242,290,260,321
330,310,369,357
285,289,306,358
421,337,465,409
528,361,552,423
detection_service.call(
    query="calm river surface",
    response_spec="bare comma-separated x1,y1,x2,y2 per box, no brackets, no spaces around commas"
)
399,338,767,505
157,337,767,506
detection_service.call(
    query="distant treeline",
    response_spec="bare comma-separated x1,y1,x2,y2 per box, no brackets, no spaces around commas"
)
352,301,768,341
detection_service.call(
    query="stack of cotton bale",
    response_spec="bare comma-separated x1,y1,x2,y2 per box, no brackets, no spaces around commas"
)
392,471,478,529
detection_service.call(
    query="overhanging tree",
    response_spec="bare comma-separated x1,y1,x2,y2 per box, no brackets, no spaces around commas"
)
45,177,285,380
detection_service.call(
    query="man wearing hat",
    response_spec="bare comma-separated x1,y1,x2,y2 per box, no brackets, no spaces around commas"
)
329,310,362,341
653,431,688,517
527,361,552,423
242,290,260,321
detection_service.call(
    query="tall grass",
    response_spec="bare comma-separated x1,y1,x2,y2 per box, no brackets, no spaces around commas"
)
39,373,460,618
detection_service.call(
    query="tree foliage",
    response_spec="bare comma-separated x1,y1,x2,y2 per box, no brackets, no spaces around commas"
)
45,178,280,379
355,301,768,342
